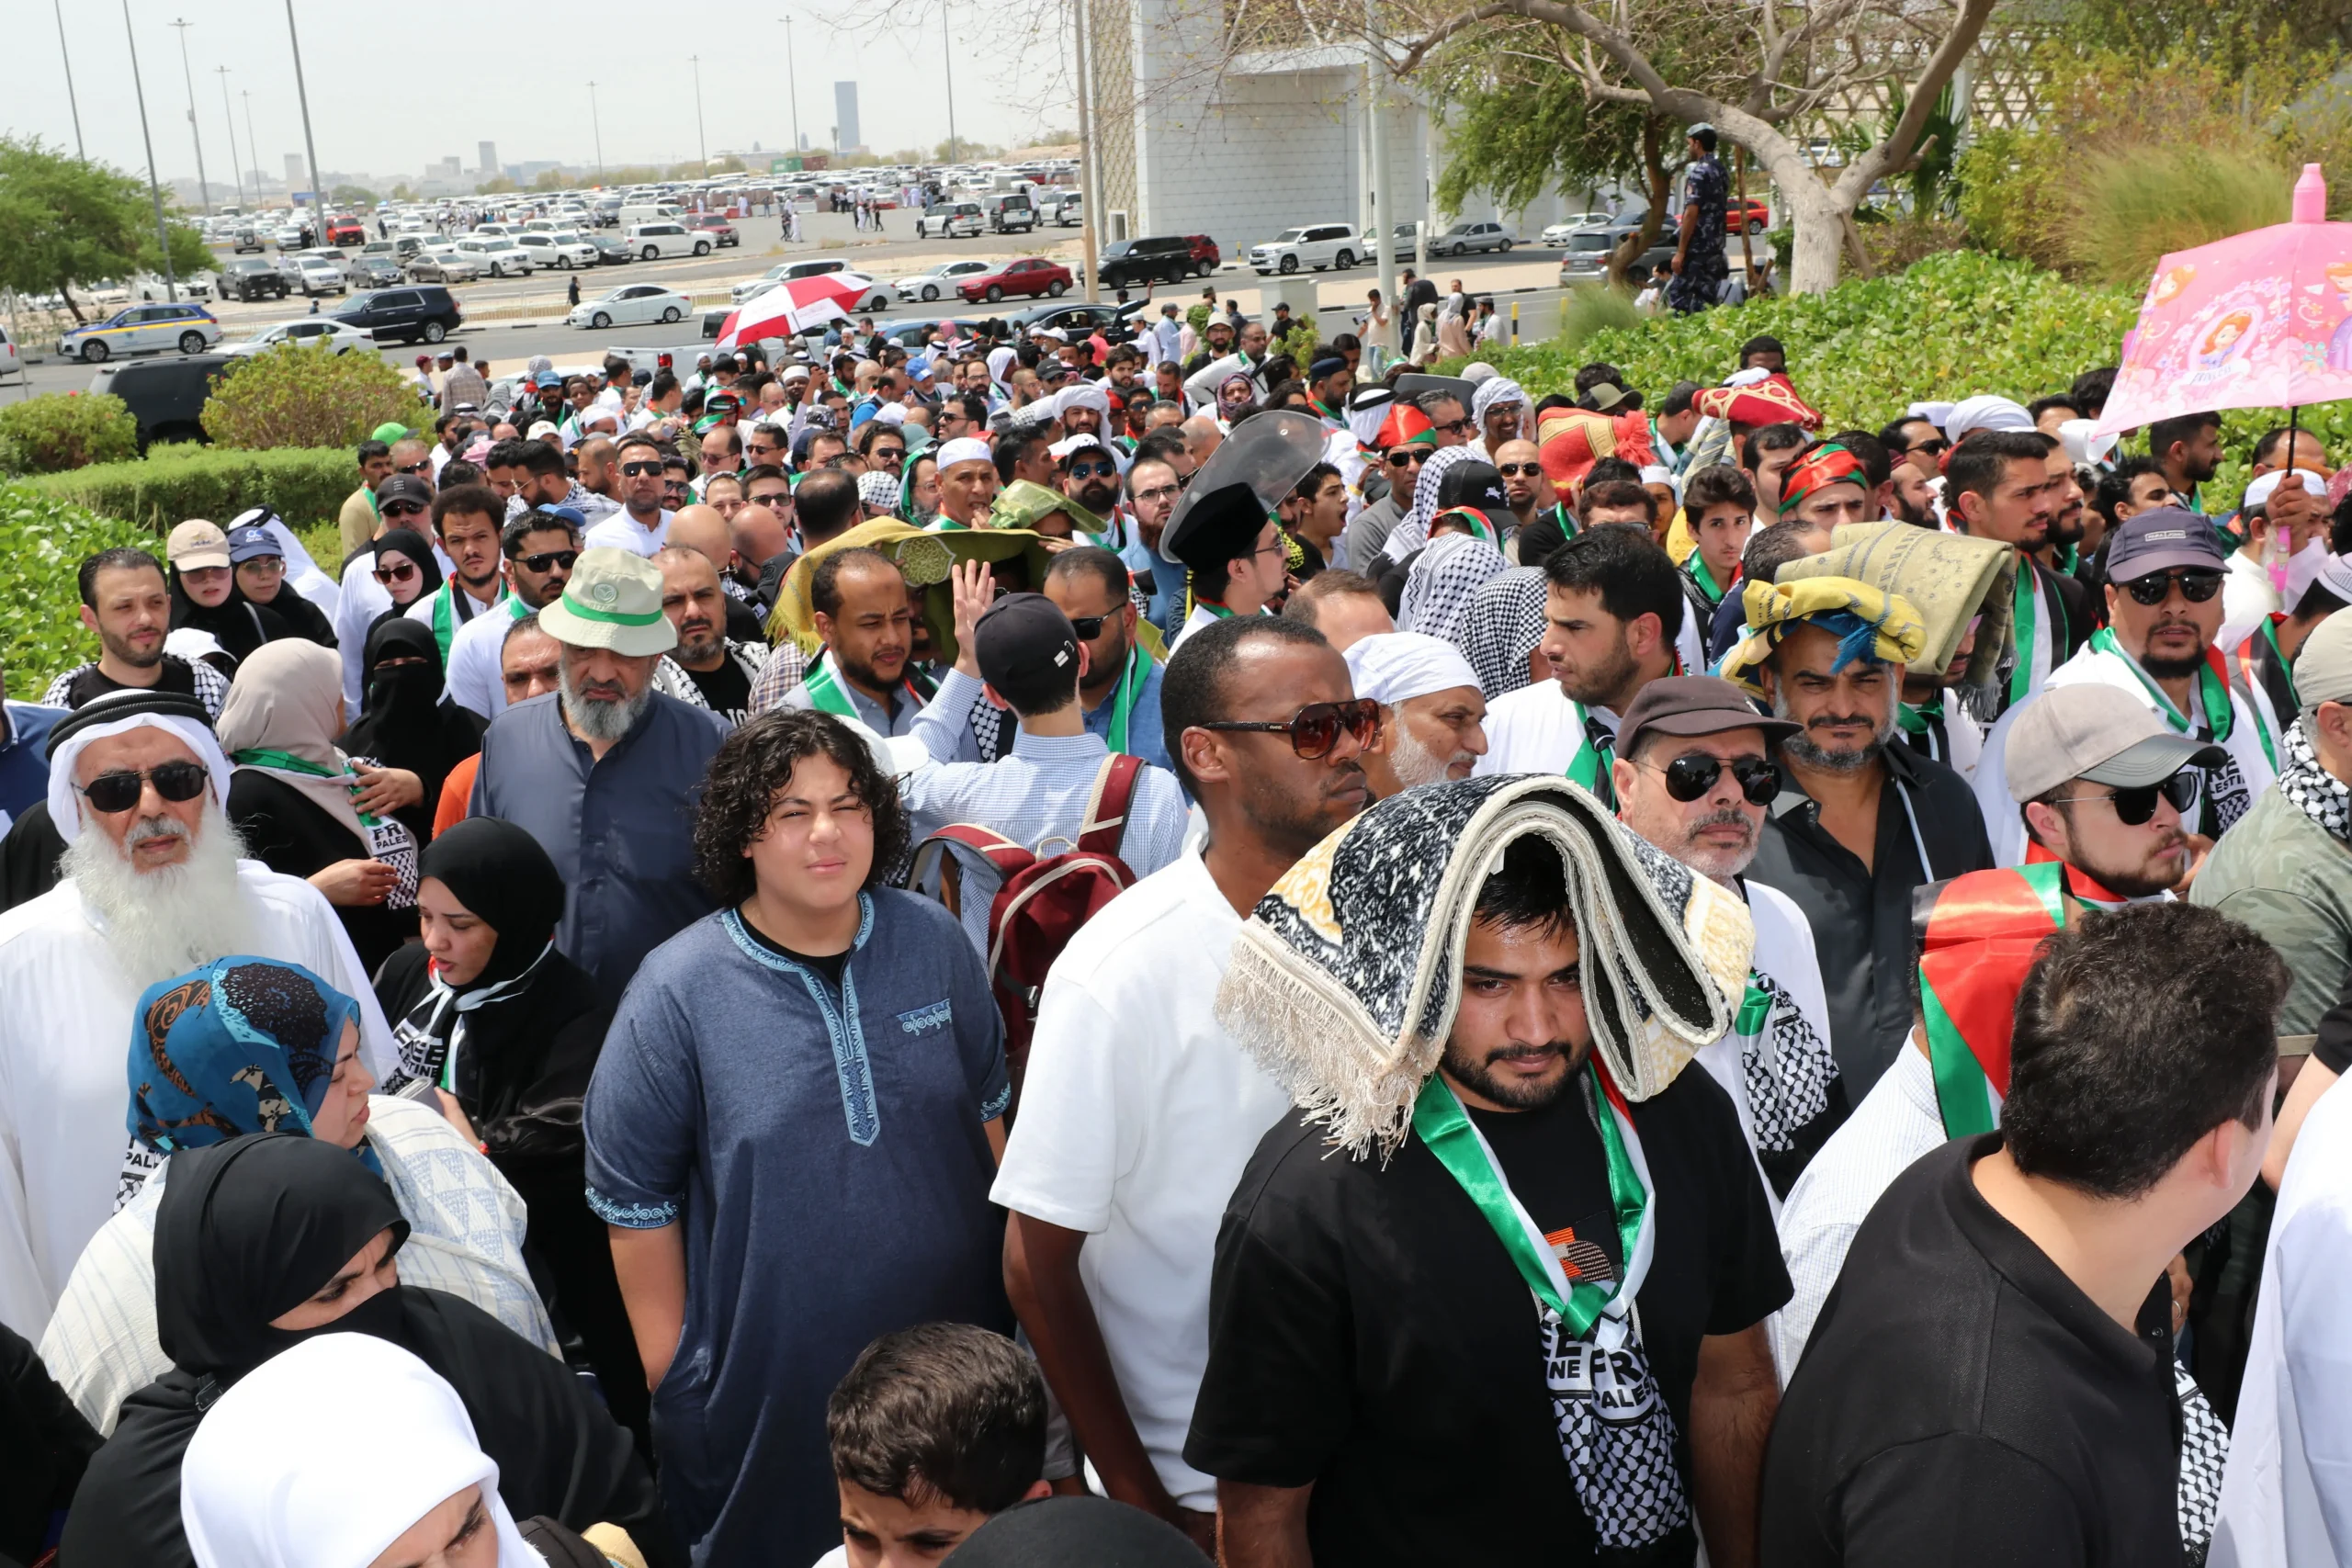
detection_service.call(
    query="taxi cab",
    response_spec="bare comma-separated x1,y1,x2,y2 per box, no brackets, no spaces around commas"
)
58,301,222,365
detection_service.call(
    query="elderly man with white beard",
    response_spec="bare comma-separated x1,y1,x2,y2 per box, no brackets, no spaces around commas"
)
1340,633,1489,799
0,690,395,1337
1608,676,1849,1213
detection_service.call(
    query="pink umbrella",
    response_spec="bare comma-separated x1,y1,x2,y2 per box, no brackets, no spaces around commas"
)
2094,164,2352,439
715,271,876,350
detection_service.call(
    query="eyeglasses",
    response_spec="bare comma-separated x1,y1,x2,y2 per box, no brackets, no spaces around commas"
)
1497,462,1541,478
1434,418,1475,437
373,560,422,585
1197,698,1381,760
1067,459,1118,480
619,460,665,478
2122,569,2224,605
1069,615,1109,639
1387,448,1430,468
2046,770,2202,827
1650,754,1781,805
517,548,580,573
1132,483,1180,506
77,760,209,814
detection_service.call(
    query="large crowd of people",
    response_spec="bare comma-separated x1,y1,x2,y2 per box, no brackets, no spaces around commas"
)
2,208,2350,1568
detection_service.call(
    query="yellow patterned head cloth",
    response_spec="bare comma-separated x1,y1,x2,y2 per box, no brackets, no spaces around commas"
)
1213,776,1753,1161
1720,575,1928,697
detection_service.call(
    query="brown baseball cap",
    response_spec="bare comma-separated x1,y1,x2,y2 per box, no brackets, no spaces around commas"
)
166,519,231,571
1616,675,1797,761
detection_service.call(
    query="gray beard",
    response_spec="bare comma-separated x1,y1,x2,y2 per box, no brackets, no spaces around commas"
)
62,802,259,991
1389,721,1469,791
1773,685,1894,774
560,663,651,741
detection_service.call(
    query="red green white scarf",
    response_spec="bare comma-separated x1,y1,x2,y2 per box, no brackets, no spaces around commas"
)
801,647,934,722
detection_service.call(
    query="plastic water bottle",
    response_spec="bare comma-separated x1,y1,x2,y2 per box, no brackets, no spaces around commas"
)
2294,164,2327,224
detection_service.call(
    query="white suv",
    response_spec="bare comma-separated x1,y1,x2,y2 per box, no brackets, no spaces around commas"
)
1249,222,1361,275
628,222,710,261
916,201,983,239
516,232,597,270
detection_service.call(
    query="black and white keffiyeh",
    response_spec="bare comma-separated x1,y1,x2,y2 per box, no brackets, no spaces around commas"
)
1728,968,1841,1196
1398,531,1509,646
1457,567,1550,699
1385,445,1481,561
2278,716,2351,842
2177,1361,2227,1566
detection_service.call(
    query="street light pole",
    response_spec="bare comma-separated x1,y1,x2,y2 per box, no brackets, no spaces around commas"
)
168,19,211,217
52,0,85,159
216,66,243,209
780,17,803,155
120,0,178,302
241,89,259,200
689,55,708,175
943,3,959,165
587,82,606,184
282,0,323,220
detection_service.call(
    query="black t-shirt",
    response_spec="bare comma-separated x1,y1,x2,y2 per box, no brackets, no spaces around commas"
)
738,909,849,989
722,594,766,645
683,656,753,725
1185,1062,1789,1566
1760,1136,2181,1567
56,656,202,710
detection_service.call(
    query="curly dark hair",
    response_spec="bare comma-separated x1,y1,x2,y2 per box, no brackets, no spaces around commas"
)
693,709,910,903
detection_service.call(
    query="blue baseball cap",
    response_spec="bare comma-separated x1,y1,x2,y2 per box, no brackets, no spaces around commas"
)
530,503,588,531
225,525,281,564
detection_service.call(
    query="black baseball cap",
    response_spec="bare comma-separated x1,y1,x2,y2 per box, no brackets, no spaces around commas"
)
2105,505,2226,582
377,475,433,509
973,592,1080,690
1616,675,1797,761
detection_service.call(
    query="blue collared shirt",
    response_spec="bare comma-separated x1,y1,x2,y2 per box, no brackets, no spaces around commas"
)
0,702,67,824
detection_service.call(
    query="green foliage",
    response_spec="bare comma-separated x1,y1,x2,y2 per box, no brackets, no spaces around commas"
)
1272,311,1320,365
200,344,429,452
1433,64,1651,219
2063,146,2290,287
0,485,153,698
294,520,343,573
0,393,140,475
1555,287,1645,358
0,137,214,322
19,446,359,536
328,184,379,208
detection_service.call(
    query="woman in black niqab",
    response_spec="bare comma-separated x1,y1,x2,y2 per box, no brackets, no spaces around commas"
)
344,617,484,838
59,1134,680,1568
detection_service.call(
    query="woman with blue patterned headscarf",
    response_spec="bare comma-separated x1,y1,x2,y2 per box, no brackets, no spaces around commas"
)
35,956,555,1437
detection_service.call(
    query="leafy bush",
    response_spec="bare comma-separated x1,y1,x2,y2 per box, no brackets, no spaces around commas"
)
0,392,140,475
20,446,358,533
0,485,153,699
200,343,429,451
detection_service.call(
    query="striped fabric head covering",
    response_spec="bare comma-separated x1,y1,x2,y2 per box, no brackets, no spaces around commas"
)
1776,442,1868,515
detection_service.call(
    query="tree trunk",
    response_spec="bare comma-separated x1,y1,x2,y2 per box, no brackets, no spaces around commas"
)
57,280,85,325
1782,183,1848,296
1607,118,1670,288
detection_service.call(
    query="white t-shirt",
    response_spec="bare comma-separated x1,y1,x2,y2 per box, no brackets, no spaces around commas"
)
441,596,530,719
1474,678,1592,775
582,509,673,558
1691,879,1832,1221
989,850,1292,1511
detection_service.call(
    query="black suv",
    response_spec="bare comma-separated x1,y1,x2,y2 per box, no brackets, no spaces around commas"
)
91,355,234,450
222,257,290,302
1093,235,1195,289
333,285,464,345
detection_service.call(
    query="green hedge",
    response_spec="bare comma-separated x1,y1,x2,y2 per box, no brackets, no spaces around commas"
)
0,486,153,700
0,393,141,475
18,446,359,534
1460,250,2351,512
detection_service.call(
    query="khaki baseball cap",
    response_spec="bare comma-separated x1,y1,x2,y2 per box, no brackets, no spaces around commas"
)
166,519,232,572
2004,682,2226,803
537,547,678,658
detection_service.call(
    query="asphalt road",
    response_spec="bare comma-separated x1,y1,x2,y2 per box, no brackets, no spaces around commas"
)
8,209,1576,398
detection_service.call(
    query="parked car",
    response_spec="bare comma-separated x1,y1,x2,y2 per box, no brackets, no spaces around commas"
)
1249,221,1361,275
915,201,983,240
516,232,598,269
1539,212,1617,246
290,255,347,296
1434,220,1514,256
334,285,464,345
568,285,693,329
0,321,19,383
231,226,266,254
1558,224,1677,284
588,232,635,266
273,224,307,249
350,254,404,288
1093,235,1196,289
221,318,377,357
730,256,854,304
982,193,1036,233
1185,234,1221,276
1042,191,1084,227
407,249,480,284
896,260,993,303
628,221,709,260
220,257,291,302
1726,197,1770,235
455,238,535,277
1008,300,1148,338
324,214,366,246
956,258,1072,304
688,215,740,247
58,301,222,364
87,355,233,449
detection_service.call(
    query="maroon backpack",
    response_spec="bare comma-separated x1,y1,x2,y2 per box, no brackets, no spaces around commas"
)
908,753,1144,1086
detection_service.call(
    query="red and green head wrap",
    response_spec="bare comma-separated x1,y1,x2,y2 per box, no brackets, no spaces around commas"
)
1777,442,1869,517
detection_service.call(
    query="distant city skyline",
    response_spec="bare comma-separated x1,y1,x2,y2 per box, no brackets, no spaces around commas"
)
9,0,1070,193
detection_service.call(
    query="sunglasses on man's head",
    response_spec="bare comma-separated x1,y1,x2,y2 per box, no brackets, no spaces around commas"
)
620,460,665,478
1198,698,1381,761
518,549,579,574
373,560,422,585
2122,569,2224,605
2046,770,2202,828
78,760,209,815
1651,753,1781,805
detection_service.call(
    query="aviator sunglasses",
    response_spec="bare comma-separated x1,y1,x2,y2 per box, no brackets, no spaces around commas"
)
1198,698,1382,760
77,760,209,814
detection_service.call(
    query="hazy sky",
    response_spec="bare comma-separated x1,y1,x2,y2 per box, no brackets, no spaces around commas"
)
10,0,1075,189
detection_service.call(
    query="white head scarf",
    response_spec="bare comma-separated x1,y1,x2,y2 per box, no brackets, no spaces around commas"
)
1343,632,1484,707
1470,376,1526,426
1942,395,2034,444
1056,379,1111,419
985,345,1018,388
936,436,994,472
181,1334,540,1568
45,701,234,847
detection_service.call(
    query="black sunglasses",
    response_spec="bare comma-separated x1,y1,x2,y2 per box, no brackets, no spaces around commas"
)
1387,448,1430,468
381,501,427,517
78,760,209,815
518,548,580,573
396,460,431,474
620,460,665,478
2122,569,2224,605
1067,460,1118,480
1069,615,1109,639
1910,438,1951,457
1496,462,1541,477
1198,698,1381,760
1652,753,1781,805
2047,770,2201,827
